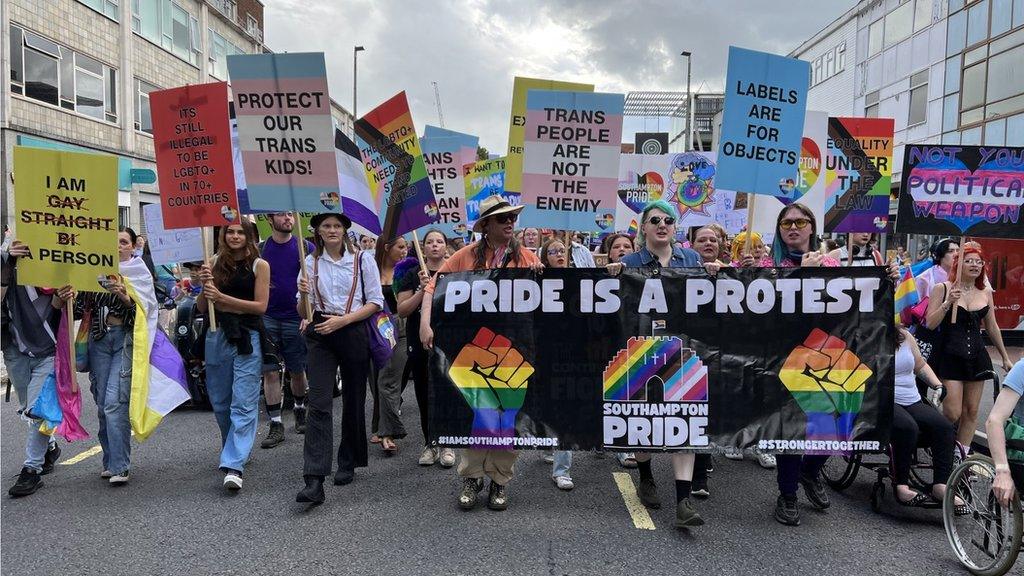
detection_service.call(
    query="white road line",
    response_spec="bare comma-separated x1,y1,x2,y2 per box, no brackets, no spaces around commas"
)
612,472,656,530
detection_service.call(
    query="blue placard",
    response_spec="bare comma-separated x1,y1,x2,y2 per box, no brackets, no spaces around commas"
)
716,46,809,197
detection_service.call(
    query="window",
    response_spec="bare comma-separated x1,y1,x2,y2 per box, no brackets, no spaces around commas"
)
865,90,880,117
246,15,261,41
947,9,968,55
9,25,118,123
966,0,989,46
960,30,1024,126
131,0,199,66
962,62,987,111
943,93,960,130
885,1,915,47
135,78,159,134
993,0,1013,36
1007,112,1024,144
961,125,983,144
78,0,119,20
915,0,934,30
810,42,846,87
909,69,928,125
986,43,1024,102
208,29,244,79
869,19,884,56
944,57,961,94
985,118,1007,144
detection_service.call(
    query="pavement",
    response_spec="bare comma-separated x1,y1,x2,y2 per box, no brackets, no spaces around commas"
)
0,372,988,576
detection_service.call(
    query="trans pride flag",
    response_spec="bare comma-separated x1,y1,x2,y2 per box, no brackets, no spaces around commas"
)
121,257,190,440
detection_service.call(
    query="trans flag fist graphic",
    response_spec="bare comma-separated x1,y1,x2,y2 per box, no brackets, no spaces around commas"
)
779,328,872,443
447,327,534,448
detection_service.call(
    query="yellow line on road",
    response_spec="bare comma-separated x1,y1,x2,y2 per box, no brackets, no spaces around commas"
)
612,472,656,530
59,445,102,466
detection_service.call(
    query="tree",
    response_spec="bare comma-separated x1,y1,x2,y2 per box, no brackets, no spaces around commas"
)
476,146,489,161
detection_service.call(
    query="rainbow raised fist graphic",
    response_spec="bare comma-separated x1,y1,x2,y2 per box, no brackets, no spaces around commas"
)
447,327,534,448
779,328,872,443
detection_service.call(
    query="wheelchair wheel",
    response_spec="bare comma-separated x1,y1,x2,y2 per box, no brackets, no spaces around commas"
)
822,454,862,490
909,447,935,492
943,456,1023,576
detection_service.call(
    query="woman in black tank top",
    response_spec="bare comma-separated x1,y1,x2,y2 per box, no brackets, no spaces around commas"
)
198,222,270,491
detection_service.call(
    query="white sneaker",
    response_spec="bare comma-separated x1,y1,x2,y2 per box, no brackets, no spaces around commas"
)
553,476,574,491
223,473,243,490
543,450,555,463
438,448,456,468
418,446,438,466
109,472,129,485
100,470,113,479
724,448,744,461
757,453,777,469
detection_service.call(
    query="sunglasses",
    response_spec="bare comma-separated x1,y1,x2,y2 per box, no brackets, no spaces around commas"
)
779,218,812,230
493,213,518,224
646,216,676,226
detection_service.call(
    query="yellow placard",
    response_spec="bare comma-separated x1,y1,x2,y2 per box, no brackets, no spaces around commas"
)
505,77,593,195
13,147,119,291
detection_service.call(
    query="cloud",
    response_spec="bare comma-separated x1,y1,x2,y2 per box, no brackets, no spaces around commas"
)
264,0,849,152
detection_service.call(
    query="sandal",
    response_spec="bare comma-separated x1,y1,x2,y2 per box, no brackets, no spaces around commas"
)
895,491,932,508
381,437,397,456
370,434,381,444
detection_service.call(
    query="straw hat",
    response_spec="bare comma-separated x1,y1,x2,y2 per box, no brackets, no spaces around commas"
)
473,195,525,233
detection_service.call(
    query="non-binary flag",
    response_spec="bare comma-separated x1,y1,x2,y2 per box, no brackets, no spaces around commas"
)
335,129,381,237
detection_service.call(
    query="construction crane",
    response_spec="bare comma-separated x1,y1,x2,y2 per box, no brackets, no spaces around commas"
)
432,81,446,128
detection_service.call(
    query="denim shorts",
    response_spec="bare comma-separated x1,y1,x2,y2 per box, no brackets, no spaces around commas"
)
262,316,306,373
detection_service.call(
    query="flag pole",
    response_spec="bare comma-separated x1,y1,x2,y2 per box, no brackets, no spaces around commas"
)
293,212,313,321
411,230,428,277
201,227,218,332
744,194,756,256
951,235,966,323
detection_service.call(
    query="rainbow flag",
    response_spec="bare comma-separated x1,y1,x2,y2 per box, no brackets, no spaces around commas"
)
121,257,190,440
894,265,920,320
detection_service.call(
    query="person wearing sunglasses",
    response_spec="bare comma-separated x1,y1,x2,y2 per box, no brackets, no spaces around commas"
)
420,194,543,512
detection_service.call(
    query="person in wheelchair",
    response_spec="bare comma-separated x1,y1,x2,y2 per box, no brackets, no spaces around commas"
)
891,325,958,507
987,358,1024,508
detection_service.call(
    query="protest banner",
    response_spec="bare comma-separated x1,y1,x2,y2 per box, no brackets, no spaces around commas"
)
823,117,894,233
421,136,470,238
227,53,339,213
423,125,479,172
13,147,118,291
142,203,203,266
615,152,745,234
895,144,1023,240
716,46,809,198
149,82,238,228
521,90,624,231
355,91,439,241
429,267,894,454
464,156,511,231
505,77,593,198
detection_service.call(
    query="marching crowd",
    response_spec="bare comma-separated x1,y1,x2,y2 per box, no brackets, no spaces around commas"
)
2,195,1022,532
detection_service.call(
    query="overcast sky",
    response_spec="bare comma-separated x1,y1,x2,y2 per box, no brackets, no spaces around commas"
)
265,0,854,152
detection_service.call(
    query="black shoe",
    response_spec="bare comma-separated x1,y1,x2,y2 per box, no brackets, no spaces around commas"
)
487,480,509,511
293,407,307,434
296,475,325,504
458,477,485,510
692,476,710,499
637,477,661,509
8,467,43,497
674,498,705,528
333,470,353,486
41,442,61,475
800,472,831,510
774,495,801,526
260,422,285,449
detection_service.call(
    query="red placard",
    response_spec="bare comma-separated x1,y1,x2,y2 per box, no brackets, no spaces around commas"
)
150,82,238,229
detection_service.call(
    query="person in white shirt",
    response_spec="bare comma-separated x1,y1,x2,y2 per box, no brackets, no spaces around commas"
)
828,233,883,267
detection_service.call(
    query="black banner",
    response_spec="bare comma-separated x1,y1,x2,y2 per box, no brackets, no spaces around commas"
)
428,267,894,454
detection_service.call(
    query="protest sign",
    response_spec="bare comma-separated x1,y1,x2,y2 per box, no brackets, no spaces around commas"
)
505,77,593,197
13,147,118,290
895,145,1023,239
751,111,828,242
421,136,470,238
423,125,479,171
355,91,439,240
227,53,339,213
716,46,809,197
149,82,238,228
521,90,624,231
464,156,511,231
823,117,894,233
429,267,894,453
142,203,203,266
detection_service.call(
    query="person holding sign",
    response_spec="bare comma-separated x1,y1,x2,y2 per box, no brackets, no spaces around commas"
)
925,243,1015,453
419,195,542,512
827,233,882,267
197,222,270,491
2,240,72,497
395,229,456,468
295,213,384,506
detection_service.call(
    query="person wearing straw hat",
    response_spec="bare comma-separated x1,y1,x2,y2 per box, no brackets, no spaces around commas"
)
419,194,542,512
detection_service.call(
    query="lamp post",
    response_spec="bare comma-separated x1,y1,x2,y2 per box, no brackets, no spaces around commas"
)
681,51,692,151
353,46,365,120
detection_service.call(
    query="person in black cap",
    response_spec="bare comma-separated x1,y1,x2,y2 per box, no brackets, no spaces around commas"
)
295,212,384,505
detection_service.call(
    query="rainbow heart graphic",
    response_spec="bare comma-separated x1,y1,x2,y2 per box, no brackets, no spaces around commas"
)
424,203,439,218
617,171,663,214
320,192,340,210
220,206,237,222
595,212,615,230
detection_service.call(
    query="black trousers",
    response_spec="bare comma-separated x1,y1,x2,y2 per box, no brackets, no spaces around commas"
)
776,455,828,496
303,323,370,478
891,400,955,486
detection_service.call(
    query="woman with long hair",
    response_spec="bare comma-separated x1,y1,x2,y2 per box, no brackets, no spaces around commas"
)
600,233,635,265
372,236,409,454
925,243,1014,454
197,221,270,491
295,213,383,505
395,229,455,467
538,238,576,490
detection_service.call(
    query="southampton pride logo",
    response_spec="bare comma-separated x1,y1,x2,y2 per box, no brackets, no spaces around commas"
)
603,336,708,403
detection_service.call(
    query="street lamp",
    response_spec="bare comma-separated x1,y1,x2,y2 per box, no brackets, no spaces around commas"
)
681,51,692,151
353,46,365,120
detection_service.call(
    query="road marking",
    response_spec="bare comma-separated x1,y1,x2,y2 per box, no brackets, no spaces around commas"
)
59,445,102,466
612,472,656,530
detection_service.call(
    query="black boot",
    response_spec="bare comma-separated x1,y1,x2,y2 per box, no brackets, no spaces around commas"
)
296,475,325,504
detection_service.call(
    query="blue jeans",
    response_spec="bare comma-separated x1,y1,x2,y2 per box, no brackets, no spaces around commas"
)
3,345,55,473
205,329,261,473
552,450,572,478
87,326,132,475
